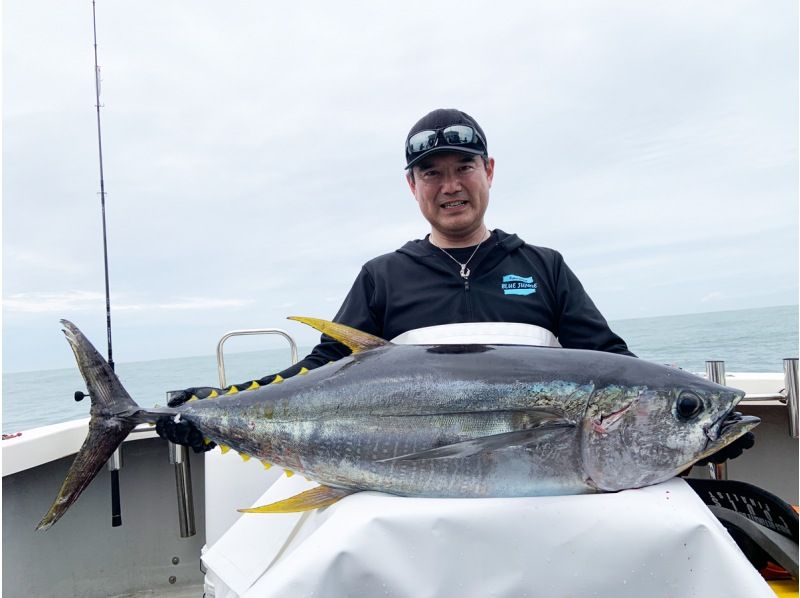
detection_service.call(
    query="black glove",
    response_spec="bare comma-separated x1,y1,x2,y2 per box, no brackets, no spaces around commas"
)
696,430,756,466
155,416,215,453
156,374,279,451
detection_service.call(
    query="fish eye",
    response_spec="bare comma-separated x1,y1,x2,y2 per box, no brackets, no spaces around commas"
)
676,391,703,420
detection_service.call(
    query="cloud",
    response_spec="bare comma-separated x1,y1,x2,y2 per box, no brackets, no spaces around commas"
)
3,291,105,313
3,291,253,314
701,292,724,303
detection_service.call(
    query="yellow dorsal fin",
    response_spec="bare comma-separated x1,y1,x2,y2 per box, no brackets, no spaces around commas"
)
219,444,230,454
239,453,251,462
271,375,284,384
208,389,219,399
238,485,356,514
298,367,309,375
284,469,295,478
246,381,260,390
288,317,389,354
260,460,272,470
226,385,239,395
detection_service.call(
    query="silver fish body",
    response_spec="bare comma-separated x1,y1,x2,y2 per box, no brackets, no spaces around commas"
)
37,319,758,530
178,342,752,497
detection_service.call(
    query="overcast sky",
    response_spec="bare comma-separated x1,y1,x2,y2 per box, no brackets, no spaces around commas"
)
3,1,798,372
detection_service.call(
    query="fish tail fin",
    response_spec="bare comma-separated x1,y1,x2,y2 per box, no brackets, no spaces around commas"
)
37,320,153,531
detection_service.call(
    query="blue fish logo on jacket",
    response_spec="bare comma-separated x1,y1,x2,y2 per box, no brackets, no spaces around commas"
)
501,274,537,296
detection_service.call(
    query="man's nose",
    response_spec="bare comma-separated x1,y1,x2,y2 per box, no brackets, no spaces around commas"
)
441,170,462,193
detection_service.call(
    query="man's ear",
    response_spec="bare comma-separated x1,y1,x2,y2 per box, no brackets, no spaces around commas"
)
406,170,417,196
485,157,495,187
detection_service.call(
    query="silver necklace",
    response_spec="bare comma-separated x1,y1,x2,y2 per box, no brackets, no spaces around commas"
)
433,230,490,279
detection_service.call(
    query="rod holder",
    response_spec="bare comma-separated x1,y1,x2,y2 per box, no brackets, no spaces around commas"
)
784,358,798,439
106,447,123,527
705,361,728,480
107,447,123,471
705,360,726,387
169,441,196,538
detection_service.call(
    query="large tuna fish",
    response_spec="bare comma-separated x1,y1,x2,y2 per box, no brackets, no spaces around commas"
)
38,317,758,530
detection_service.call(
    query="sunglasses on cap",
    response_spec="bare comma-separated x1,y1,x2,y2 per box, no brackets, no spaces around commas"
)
406,125,487,156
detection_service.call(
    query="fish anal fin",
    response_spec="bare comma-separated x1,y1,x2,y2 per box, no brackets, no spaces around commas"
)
377,417,574,463
238,485,356,514
288,317,389,354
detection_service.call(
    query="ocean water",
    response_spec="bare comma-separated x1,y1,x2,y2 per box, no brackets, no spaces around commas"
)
2,305,797,434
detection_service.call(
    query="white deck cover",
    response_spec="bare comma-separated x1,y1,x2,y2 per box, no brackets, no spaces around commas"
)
202,476,773,598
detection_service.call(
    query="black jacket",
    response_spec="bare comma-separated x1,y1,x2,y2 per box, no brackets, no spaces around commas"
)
278,229,633,377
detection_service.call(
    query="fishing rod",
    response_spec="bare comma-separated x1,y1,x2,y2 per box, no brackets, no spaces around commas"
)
92,0,114,372
91,0,122,528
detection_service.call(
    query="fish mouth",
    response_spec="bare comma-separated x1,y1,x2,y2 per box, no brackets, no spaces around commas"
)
697,390,759,462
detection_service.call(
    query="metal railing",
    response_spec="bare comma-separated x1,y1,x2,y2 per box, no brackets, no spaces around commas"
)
704,357,799,481
216,328,299,387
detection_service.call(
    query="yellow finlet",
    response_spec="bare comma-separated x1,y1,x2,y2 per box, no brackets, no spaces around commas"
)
203,437,213,446
271,375,284,384
246,381,260,390
239,453,251,462
260,460,273,470
288,317,389,354
188,396,199,403
226,385,239,395
219,444,231,454
208,389,219,399
284,469,295,478
298,367,309,375
238,485,356,514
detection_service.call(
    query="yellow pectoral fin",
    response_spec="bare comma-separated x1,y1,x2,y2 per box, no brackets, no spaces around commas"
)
287,316,389,354
238,485,356,514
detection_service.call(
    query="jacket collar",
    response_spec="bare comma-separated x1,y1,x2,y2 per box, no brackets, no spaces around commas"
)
396,229,525,276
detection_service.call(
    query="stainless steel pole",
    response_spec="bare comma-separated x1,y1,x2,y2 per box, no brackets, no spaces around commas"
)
169,442,196,538
784,358,798,439
705,360,728,480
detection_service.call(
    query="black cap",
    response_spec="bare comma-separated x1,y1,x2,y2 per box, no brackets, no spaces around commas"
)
405,108,488,169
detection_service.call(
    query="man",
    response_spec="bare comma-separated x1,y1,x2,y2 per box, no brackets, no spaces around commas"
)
158,109,751,463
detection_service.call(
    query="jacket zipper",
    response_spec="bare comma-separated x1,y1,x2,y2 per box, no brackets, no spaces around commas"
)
464,278,473,320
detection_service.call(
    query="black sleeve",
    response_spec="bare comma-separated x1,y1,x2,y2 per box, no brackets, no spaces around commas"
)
553,255,635,356
275,266,380,377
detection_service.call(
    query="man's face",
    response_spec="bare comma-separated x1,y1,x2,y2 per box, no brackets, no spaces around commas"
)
407,153,495,243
